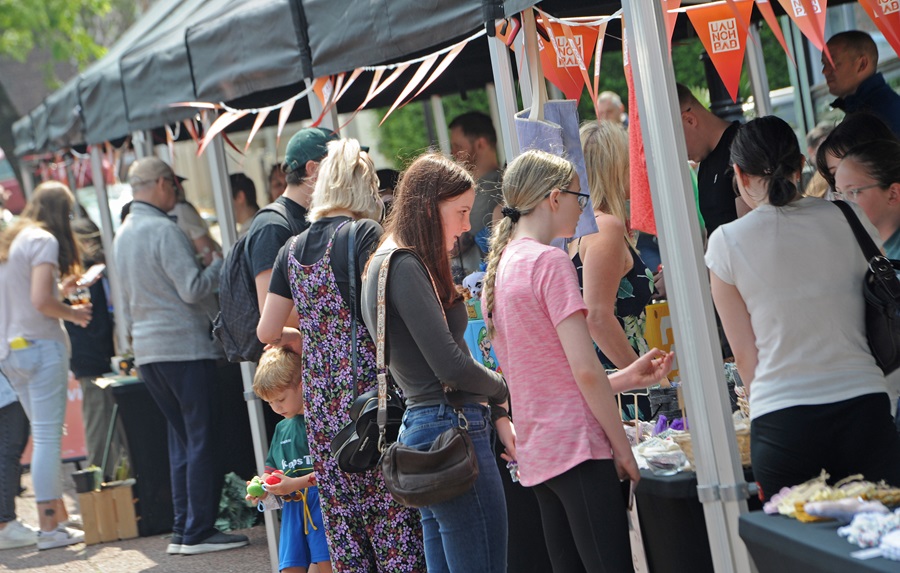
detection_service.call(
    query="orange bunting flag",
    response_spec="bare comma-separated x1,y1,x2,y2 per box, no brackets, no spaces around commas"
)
857,0,900,59
776,0,830,61
664,0,683,53
755,0,796,65
684,0,754,103
536,19,600,101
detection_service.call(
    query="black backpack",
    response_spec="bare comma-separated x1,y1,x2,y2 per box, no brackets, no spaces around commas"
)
213,202,304,362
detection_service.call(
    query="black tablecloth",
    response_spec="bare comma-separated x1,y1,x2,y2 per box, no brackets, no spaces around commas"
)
740,511,899,572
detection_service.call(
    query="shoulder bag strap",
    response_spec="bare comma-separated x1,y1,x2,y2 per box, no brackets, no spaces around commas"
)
347,221,359,401
834,200,900,299
834,200,882,261
376,248,449,450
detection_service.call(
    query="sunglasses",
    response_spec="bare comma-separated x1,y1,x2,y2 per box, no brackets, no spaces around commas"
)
546,188,590,209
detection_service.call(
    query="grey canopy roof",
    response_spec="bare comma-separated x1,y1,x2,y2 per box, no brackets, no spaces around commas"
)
12,0,647,157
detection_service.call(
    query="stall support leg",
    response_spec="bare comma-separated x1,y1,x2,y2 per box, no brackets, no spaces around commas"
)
622,1,753,572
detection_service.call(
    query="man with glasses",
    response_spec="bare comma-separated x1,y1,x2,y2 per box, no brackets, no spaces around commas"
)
115,157,249,556
676,83,744,237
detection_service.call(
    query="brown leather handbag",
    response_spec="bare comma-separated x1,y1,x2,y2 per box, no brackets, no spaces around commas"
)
373,249,479,508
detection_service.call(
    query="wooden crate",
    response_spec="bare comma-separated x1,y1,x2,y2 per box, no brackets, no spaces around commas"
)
77,483,138,545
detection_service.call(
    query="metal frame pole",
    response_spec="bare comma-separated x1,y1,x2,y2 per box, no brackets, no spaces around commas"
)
89,146,129,354
430,95,451,156
488,31,521,162
202,115,279,573
21,161,35,199
745,24,773,118
622,2,752,572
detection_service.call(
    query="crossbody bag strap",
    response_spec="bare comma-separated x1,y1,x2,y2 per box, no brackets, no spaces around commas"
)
834,200,900,298
376,248,451,451
834,200,882,261
347,221,359,401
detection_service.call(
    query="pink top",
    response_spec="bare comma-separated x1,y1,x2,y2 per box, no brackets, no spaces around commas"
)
485,238,612,486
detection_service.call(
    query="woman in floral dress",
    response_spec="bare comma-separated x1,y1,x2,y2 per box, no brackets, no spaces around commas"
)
258,139,425,572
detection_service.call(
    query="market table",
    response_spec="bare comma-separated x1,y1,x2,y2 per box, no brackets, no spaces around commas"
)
740,511,899,572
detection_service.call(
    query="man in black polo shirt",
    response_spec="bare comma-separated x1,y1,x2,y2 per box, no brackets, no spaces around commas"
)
677,83,744,237
244,127,338,318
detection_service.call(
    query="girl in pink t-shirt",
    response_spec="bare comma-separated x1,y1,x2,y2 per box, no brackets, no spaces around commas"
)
482,150,672,572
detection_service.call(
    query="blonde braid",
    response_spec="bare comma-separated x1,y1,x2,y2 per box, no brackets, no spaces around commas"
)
483,216,514,339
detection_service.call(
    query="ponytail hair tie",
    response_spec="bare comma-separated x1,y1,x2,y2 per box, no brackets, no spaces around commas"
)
501,206,521,223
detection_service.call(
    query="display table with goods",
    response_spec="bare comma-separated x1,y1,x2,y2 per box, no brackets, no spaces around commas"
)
96,374,174,536
740,472,900,572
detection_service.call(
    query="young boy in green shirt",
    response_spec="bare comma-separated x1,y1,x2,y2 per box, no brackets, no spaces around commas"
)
248,347,331,573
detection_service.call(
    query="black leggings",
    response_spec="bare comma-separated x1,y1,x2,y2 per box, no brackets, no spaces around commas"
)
751,392,900,501
531,459,633,573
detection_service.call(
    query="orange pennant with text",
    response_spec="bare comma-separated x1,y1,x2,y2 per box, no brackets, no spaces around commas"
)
755,0,796,66
776,0,830,61
684,0,754,103
536,19,599,101
858,0,900,59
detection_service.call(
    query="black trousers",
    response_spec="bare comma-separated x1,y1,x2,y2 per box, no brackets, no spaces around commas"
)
751,392,900,501
532,459,633,573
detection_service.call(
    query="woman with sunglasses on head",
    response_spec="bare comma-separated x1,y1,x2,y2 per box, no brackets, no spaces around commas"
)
482,150,673,573
574,121,654,380
258,139,425,572
361,152,513,573
0,182,91,549
706,116,900,502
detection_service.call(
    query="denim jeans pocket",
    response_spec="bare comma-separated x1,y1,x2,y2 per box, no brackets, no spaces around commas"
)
4,343,43,378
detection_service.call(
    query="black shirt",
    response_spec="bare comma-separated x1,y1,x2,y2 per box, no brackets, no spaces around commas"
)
269,217,382,315
245,196,309,278
697,121,739,237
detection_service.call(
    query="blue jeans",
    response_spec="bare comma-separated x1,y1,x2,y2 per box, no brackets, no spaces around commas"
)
0,339,69,503
399,403,507,573
138,360,222,545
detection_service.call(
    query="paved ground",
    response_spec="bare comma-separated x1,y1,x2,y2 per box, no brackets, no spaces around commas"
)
1,463,274,572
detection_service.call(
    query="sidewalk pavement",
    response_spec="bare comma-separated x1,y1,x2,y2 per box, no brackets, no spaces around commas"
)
2,463,272,572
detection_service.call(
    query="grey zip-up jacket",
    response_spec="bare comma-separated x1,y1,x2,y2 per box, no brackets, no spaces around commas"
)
114,201,223,365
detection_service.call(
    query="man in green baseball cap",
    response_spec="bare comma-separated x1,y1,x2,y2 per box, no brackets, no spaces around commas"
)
282,127,339,177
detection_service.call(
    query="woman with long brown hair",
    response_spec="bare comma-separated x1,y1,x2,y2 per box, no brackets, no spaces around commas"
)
0,181,91,549
361,153,513,573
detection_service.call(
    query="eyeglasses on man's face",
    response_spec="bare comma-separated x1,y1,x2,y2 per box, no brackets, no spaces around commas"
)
545,188,590,209
833,183,881,200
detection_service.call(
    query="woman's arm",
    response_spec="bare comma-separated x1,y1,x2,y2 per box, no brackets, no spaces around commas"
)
257,292,302,354
580,217,640,368
709,270,757,391
556,311,639,482
31,263,91,327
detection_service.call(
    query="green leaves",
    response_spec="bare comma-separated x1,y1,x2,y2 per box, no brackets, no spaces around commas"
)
0,0,113,83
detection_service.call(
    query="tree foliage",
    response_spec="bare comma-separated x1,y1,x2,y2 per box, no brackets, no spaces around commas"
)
0,0,113,85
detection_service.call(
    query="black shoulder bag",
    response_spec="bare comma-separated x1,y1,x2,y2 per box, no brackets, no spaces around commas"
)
834,200,900,374
330,223,404,473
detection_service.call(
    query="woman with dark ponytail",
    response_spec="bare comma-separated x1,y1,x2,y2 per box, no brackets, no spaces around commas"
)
706,116,900,501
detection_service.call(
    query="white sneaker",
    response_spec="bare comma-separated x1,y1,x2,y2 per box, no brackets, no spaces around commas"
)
36,526,84,550
0,520,38,550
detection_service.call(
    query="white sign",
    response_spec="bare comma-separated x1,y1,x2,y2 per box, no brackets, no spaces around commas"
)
554,35,583,68
709,18,740,53
879,0,900,15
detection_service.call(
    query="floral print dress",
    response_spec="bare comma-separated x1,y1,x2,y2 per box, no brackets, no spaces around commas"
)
287,221,425,572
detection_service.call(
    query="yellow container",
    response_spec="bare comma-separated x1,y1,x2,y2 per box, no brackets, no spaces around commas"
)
9,337,31,350
644,301,679,380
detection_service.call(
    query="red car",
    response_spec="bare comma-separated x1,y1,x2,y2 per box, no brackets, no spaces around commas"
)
0,147,25,214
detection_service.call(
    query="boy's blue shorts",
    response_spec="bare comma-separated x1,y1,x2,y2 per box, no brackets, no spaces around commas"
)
279,485,330,570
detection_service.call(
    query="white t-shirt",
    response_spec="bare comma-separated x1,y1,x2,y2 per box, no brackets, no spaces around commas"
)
705,197,888,420
0,226,69,361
